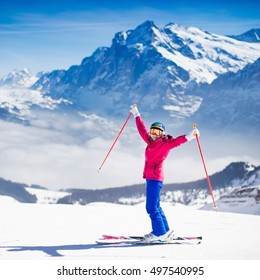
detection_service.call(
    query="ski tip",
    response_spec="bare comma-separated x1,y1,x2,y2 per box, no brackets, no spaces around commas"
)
197,236,203,240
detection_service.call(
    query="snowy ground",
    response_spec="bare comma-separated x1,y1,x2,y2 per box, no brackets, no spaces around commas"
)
1,195,260,279
1,195,260,260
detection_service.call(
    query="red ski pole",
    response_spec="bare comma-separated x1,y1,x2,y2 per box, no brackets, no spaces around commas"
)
193,124,218,211
98,111,133,172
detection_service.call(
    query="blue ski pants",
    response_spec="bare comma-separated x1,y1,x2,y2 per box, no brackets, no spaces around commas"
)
145,179,170,236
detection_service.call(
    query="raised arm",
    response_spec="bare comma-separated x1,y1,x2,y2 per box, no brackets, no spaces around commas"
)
130,104,150,144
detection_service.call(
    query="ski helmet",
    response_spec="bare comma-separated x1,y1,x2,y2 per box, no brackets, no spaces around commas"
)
150,122,165,132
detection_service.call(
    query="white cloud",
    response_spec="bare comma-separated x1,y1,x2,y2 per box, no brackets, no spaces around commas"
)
0,116,259,191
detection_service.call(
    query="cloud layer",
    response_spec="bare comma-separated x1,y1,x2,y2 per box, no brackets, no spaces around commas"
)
0,114,259,190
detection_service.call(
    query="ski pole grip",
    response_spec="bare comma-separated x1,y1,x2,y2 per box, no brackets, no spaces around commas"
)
192,123,198,137
130,104,137,114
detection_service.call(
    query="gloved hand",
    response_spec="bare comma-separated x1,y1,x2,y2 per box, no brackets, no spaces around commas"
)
130,104,140,118
186,128,200,141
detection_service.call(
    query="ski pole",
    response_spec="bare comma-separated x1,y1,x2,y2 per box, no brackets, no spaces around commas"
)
193,124,218,211
98,111,133,172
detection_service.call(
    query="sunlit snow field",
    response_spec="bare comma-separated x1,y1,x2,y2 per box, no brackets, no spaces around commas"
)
1,195,260,260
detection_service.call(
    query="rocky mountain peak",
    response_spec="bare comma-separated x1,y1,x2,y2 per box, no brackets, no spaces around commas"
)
229,28,260,43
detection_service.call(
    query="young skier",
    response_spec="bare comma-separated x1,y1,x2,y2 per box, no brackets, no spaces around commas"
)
130,104,200,243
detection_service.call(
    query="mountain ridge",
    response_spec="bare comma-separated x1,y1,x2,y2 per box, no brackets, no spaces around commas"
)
228,28,260,43
1,161,259,215
185,57,260,132
0,161,258,204
1,21,259,131
31,21,260,122
57,162,259,206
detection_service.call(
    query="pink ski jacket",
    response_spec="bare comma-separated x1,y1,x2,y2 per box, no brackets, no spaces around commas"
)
136,116,188,182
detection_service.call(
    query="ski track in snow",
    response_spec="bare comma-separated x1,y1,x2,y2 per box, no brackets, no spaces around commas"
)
1,196,260,260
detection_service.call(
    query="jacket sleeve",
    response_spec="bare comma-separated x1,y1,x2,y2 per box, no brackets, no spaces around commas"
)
135,116,151,144
168,135,188,148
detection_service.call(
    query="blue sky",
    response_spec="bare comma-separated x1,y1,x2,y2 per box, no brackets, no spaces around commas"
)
1,0,259,77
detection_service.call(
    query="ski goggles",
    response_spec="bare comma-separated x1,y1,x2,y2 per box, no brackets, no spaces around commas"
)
150,128,163,136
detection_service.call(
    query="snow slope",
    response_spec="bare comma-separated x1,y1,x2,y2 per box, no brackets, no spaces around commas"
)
1,196,260,260
0,86,66,118
24,187,70,204
0,68,39,88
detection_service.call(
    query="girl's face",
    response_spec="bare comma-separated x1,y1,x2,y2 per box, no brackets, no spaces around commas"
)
150,128,163,141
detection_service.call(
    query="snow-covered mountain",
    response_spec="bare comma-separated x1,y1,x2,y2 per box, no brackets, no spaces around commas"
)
1,161,259,216
0,178,37,203
185,57,260,132
0,21,259,196
0,178,71,204
55,162,260,214
201,185,260,215
229,28,260,43
0,68,39,87
32,21,260,122
0,68,71,122
1,21,259,131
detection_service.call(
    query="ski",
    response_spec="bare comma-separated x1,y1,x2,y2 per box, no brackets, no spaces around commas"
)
96,234,202,245
102,234,144,240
